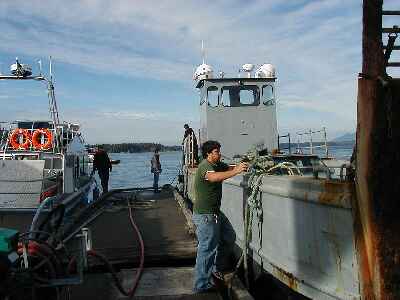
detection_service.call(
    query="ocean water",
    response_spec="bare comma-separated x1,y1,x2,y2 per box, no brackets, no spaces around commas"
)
105,144,354,189
107,151,183,189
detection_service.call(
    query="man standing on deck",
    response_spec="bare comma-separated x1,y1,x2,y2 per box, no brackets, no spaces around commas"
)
151,148,162,193
92,145,112,193
193,140,248,293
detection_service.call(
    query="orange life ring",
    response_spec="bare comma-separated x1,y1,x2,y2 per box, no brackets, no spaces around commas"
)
32,128,53,150
9,129,31,150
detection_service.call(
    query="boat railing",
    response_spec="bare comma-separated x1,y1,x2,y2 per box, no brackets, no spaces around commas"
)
0,123,81,156
183,133,196,168
295,127,329,157
278,128,329,157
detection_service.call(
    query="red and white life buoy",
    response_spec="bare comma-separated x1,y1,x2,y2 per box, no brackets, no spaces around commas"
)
32,128,53,150
9,129,31,150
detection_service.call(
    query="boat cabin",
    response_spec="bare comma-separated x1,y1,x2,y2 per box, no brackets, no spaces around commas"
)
194,64,278,160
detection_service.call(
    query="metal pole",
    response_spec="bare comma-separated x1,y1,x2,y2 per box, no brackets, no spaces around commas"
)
355,1,400,299
323,127,328,157
309,129,313,154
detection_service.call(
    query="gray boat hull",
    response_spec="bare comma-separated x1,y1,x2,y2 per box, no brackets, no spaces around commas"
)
186,169,360,299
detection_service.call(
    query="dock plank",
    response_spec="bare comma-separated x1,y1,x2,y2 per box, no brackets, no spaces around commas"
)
70,267,221,299
84,189,197,265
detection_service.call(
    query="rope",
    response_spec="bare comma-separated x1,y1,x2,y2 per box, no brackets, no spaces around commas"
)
233,149,303,287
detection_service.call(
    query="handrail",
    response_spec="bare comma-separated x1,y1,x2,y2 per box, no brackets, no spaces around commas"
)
295,127,329,157
1,124,81,155
183,133,196,167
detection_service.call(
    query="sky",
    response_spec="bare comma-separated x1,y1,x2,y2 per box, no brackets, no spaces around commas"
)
0,0,399,145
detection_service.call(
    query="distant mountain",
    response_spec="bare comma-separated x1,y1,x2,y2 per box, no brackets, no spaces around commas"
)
331,132,356,142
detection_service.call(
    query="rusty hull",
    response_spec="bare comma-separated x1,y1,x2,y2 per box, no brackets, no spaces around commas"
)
356,78,400,299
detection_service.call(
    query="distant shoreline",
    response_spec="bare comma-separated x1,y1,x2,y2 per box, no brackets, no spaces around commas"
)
89,143,181,153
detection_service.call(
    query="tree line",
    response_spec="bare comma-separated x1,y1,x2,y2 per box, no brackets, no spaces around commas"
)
88,143,181,153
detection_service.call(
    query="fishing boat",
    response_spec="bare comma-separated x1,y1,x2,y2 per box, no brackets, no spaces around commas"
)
181,57,362,299
0,58,97,231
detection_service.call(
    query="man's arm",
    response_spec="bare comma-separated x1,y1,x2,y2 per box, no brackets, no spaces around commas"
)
205,162,248,182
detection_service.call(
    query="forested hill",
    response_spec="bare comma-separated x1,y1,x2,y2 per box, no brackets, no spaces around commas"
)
89,143,181,153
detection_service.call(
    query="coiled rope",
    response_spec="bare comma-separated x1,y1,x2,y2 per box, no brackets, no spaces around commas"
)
233,150,302,287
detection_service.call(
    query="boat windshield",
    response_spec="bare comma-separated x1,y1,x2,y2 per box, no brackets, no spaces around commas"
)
17,121,54,129
221,85,259,107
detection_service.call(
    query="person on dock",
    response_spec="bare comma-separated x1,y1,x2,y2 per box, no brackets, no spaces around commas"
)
151,148,162,193
92,145,112,193
193,140,248,293
183,124,199,165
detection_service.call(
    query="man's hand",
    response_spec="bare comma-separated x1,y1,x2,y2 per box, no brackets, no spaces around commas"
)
233,162,249,175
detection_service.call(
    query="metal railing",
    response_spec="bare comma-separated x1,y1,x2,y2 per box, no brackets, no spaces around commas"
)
295,127,329,157
0,123,81,157
183,133,196,167
382,10,399,69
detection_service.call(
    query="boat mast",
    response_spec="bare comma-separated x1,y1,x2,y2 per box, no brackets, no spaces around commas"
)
47,57,61,152
356,1,400,299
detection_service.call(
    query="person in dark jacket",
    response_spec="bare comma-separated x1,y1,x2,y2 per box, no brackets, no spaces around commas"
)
92,145,112,193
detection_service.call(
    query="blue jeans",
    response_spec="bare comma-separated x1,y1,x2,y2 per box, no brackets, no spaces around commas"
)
192,212,236,292
153,172,159,191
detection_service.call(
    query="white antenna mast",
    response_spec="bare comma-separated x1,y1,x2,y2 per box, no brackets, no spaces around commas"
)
37,60,42,76
49,56,53,80
201,40,206,64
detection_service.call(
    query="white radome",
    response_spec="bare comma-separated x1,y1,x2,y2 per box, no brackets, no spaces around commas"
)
255,64,276,78
242,63,254,72
193,63,213,81
10,63,32,76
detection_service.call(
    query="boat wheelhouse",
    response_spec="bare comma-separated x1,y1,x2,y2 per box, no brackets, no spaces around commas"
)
182,59,358,300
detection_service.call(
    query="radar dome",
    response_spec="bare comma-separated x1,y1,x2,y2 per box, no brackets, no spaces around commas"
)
242,64,254,72
193,63,213,81
255,64,276,78
10,63,32,77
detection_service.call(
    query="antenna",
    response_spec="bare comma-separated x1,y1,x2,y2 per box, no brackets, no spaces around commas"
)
49,56,53,80
201,40,206,64
37,60,42,76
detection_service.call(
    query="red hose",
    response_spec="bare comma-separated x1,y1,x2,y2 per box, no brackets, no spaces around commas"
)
87,201,145,298
127,201,145,297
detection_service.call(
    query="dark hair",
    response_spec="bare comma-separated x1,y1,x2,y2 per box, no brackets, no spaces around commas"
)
184,124,189,129
201,140,221,158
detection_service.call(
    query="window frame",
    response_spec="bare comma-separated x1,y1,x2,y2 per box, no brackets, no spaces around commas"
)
262,84,275,106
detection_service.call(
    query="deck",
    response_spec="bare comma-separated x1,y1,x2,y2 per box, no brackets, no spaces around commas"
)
68,188,225,299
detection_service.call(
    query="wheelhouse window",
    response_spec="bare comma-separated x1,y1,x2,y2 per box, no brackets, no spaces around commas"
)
221,85,259,107
262,85,275,106
207,86,219,107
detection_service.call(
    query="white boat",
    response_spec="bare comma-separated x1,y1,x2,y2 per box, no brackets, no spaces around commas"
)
0,58,97,232
182,61,359,299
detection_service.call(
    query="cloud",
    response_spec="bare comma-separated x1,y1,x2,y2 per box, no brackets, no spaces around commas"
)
1,0,380,142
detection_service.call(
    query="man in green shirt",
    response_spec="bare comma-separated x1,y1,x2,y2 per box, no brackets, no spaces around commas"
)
193,140,248,293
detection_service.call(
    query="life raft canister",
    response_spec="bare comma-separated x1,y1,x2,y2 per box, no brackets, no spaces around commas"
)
9,129,32,150
32,128,53,150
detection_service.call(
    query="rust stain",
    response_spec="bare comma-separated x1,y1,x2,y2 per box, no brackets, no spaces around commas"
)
318,180,354,208
272,265,298,291
354,78,400,299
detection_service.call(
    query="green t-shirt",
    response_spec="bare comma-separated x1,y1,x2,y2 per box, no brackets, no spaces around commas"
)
194,159,229,214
